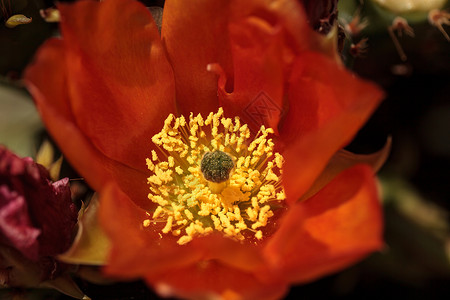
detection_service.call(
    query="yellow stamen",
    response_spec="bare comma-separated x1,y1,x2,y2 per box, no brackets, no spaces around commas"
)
143,108,285,245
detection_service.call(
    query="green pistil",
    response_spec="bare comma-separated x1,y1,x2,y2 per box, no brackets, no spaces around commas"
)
200,150,234,183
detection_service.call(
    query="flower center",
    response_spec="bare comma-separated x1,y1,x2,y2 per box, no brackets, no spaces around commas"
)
143,108,285,245
201,150,234,183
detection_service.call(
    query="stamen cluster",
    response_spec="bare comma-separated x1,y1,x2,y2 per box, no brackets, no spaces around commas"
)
144,108,285,245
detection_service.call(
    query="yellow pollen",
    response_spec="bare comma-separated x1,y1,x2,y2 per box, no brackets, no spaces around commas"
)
143,108,286,245
142,219,151,227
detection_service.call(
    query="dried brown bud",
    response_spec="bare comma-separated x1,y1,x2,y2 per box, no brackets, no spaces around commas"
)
5,14,32,28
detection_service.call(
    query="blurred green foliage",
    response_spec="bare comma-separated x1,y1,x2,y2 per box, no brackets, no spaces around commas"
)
0,82,42,157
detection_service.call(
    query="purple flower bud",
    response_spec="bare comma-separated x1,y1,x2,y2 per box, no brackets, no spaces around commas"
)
0,186,41,260
0,146,77,263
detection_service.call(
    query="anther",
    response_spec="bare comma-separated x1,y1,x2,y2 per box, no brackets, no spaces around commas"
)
200,150,234,183
146,109,285,244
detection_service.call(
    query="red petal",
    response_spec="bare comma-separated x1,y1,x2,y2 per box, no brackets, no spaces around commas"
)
264,164,383,283
57,0,176,171
24,39,150,208
162,0,310,126
162,0,232,117
216,1,313,132
99,183,202,278
216,16,287,133
191,234,266,274
25,39,110,190
100,183,266,278
146,260,287,300
281,52,384,203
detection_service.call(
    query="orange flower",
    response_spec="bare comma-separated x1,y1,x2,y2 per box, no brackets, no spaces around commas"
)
24,0,385,299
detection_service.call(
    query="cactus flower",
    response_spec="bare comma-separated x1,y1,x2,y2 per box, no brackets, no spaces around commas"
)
24,0,386,299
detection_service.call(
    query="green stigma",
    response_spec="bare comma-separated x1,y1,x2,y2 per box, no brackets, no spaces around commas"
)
200,150,234,183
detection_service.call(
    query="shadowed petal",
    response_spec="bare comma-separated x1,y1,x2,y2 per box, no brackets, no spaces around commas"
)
299,137,391,201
